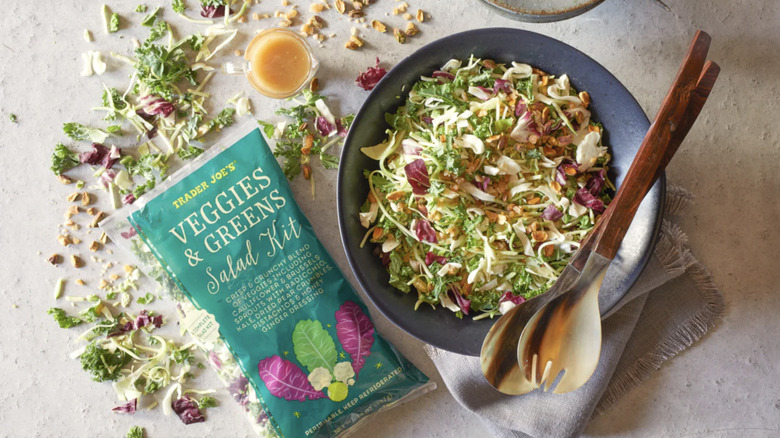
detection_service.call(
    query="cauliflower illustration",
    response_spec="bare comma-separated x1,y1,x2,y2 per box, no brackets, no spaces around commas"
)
308,367,332,391
333,361,356,386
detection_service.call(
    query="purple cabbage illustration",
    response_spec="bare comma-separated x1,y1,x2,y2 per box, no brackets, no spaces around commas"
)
335,301,375,377
257,355,326,402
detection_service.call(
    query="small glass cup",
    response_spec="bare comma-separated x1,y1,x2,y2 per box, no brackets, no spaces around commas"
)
222,28,319,99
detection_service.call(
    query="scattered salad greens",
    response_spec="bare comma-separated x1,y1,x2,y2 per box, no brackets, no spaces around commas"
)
259,90,354,197
9,113,17,123
127,426,144,438
50,144,80,175
360,57,612,319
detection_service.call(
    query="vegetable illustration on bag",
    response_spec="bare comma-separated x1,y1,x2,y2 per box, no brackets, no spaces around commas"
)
258,301,374,403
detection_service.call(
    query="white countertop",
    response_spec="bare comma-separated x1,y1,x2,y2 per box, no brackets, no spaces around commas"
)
1,1,778,437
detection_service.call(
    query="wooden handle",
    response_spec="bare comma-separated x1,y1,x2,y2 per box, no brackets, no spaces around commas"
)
593,31,720,260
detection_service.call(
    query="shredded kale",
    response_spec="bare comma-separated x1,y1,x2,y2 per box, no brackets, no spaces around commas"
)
50,144,80,175
140,6,160,26
134,40,196,100
147,20,169,42
208,107,236,131
9,113,17,123
63,122,109,143
135,5,147,12
196,395,218,408
109,13,120,33
81,342,133,382
178,145,204,160
172,0,186,13
127,426,144,438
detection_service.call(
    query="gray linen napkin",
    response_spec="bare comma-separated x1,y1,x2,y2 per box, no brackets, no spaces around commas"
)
425,185,725,438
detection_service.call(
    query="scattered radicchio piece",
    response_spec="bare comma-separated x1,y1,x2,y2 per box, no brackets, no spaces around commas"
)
172,396,205,425
421,116,433,125
557,135,573,146
494,78,513,94
478,177,491,192
140,95,175,118
450,290,471,315
120,227,137,239
574,188,606,213
476,85,494,98
99,169,117,188
122,193,136,205
415,219,438,243
380,252,391,267
107,310,161,337
201,5,229,18
355,57,387,91
425,251,447,266
101,145,121,169
209,351,223,370
510,111,541,143
135,110,155,124
112,398,137,414
401,139,422,156
541,204,563,221
315,115,336,137
404,159,430,195
335,119,348,137
79,143,109,165
257,355,326,401
228,375,250,406
585,169,606,196
499,291,526,305
335,301,375,376
556,159,578,185
432,70,455,81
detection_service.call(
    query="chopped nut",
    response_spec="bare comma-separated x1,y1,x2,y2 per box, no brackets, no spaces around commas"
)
64,219,75,227
550,180,562,193
335,0,346,14
310,3,324,12
234,49,242,56
64,205,80,219
238,14,248,23
110,273,121,281
47,254,62,265
564,166,577,176
302,164,312,180
309,77,319,92
371,19,386,32
99,232,109,244
66,192,80,202
579,91,590,107
372,227,384,240
71,255,85,268
99,279,109,289
57,175,74,185
279,18,293,27
282,0,289,5
89,211,105,228
123,265,135,273
87,207,99,216
285,9,299,19
75,279,86,286
527,196,541,205
405,22,418,36
393,28,406,43
542,245,555,257
403,12,412,20
300,23,314,35
588,124,601,133
89,241,101,252
57,235,72,246
301,134,314,155
72,237,81,244
532,230,548,242
352,0,363,10
416,9,425,22
81,192,92,206
252,12,260,19
386,190,405,201
348,10,364,18
349,34,364,47
310,15,325,28
345,40,359,50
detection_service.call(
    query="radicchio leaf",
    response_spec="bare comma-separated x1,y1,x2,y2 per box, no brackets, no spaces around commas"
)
315,115,336,137
335,301,375,376
499,291,526,305
257,355,326,401
79,143,109,165
336,119,348,137
573,188,605,213
404,159,430,195
355,57,387,91
432,70,454,81
140,95,175,118
585,169,606,196
425,252,447,266
414,219,438,243
120,227,137,239
556,159,578,185
541,204,563,221
515,100,528,117
122,193,136,205
201,5,230,18
172,396,205,424
112,398,137,414
450,290,471,315
402,139,422,156
494,78,513,94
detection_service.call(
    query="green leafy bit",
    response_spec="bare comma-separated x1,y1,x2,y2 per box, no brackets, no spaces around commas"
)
178,145,204,160
141,6,160,26
50,144,80,175
208,107,236,131
109,13,120,33
9,113,17,123
47,308,83,328
127,426,144,438
172,0,186,13
147,20,169,42
136,292,156,304
135,5,147,12
63,122,109,143
80,342,133,382
196,396,218,408
134,40,197,100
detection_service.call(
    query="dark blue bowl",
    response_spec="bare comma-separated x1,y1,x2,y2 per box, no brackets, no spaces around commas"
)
337,28,663,356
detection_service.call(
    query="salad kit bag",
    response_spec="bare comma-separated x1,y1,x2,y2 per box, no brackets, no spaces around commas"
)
103,124,433,437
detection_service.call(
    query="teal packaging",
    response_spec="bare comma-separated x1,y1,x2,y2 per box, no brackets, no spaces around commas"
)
108,125,432,437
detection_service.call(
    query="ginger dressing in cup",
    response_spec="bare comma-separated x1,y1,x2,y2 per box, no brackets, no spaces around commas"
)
224,28,318,99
